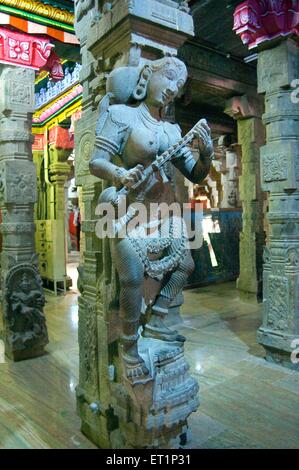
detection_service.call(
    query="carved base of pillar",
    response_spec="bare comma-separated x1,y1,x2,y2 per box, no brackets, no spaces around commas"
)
257,327,299,371
77,336,199,449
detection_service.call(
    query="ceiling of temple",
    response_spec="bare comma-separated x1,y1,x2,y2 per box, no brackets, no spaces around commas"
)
181,0,256,134
32,0,250,136
191,0,249,59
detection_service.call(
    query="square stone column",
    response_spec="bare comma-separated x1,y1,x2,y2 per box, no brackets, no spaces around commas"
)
256,39,299,368
0,65,48,361
233,0,299,370
225,95,266,297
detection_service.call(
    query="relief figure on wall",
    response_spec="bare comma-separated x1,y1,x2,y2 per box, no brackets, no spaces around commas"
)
5,267,48,350
89,56,214,380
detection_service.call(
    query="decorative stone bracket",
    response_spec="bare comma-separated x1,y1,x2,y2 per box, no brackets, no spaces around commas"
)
0,26,64,80
233,0,299,49
0,26,53,69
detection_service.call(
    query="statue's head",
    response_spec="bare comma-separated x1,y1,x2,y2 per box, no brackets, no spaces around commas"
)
133,56,188,107
20,273,31,293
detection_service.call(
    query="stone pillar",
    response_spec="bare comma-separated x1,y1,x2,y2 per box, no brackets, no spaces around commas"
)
234,0,299,367
48,126,73,221
33,127,72,290
0,65,48,361
216,139,242,210
225,95,265,296
74,0,198,449
257,39,299,367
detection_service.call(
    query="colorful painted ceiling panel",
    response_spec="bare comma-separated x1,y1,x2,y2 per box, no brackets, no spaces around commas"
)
35,62,81,108
0,11,78,43
33,83,82,127
0,0,74,27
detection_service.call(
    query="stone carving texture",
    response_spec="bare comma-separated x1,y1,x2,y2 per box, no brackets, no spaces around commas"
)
267,276,289,332
0,161,37,204
3,264,48,358
76,130,95,177
263,154,288,182
0,223,35,234
286,247,299,267
75,0,95,21
78,300,98,394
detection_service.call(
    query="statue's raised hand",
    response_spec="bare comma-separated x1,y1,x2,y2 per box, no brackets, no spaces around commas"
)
194,119,213,159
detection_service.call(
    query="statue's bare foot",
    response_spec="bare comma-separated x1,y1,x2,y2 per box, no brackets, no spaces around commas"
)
122,342,149,379
143,313,186,343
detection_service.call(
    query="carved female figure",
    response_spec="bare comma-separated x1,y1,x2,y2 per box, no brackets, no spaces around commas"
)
90,56,213,379
8,272,47,341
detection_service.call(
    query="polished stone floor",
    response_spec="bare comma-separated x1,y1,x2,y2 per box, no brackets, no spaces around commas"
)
0,276,299,449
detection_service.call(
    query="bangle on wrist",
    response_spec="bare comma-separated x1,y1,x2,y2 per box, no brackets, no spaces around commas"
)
113,167,127,185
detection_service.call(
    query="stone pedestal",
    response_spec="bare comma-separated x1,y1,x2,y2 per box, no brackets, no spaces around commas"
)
256,39,299,369
0,65,48,361
110,337,199,449
225,95,265,296
74,0,199,449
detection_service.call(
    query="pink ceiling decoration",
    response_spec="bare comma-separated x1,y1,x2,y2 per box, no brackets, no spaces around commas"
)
0,26,54,69
48,126,74,149
41,51,64,81
233,0,299,49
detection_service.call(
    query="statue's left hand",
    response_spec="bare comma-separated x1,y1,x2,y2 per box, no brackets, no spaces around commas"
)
195,119,214,159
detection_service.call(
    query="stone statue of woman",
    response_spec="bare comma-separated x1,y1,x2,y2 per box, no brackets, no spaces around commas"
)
90,56,214,379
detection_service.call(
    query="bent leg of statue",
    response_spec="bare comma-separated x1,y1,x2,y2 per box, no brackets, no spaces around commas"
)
113,238,149,378
143,250,194,342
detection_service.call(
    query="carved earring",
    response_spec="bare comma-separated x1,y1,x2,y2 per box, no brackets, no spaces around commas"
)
132,65,152,101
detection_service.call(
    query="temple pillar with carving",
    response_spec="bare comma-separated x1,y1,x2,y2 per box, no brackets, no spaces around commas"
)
0,27,63,360
225,95,265,297
0,65,49,361
234,0,299,367
74,0,199,449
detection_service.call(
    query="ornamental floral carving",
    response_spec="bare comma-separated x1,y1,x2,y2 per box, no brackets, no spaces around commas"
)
8,38,30,62
233,0,299,49
267,275,289,332
0,27,54,70
263,153,288,182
